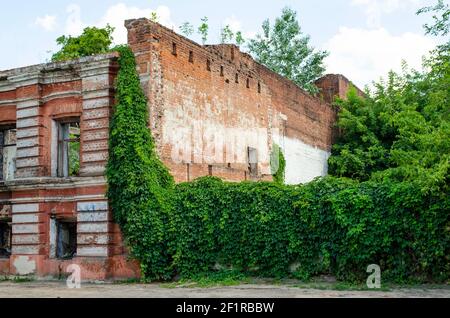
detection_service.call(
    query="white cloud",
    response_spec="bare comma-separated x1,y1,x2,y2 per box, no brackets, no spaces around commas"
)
324,27,435,88
60,3,174,44
223,15,242,33
352,0,421,28
35,15,57,32
222,15,256,41
97,3,175,44
65,4,84,36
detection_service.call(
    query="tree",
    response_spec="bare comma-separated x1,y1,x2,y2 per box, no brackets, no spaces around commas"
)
220,25,234,44
180,22,194,37
150,12,159,23
417,0,449,37
198,16,209,45
329,1,450,193
235,31,245,46
248,7,328,94
52,25,114,62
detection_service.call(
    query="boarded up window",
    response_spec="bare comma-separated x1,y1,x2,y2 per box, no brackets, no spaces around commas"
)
57,120,80,177
0,220,11,258
0,128,17,181
248,147,258,176
56,220,77,260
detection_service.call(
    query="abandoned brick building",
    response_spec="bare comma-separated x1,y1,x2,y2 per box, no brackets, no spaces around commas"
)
0,18,360,280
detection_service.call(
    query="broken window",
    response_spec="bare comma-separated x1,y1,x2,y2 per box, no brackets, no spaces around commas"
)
248,147,258,177
0,127,17,181
57,120,80,178
0,220,12,258
56,220,77,260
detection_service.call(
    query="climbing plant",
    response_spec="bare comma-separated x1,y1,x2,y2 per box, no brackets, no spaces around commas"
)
106,45,174,280
270,144,286,185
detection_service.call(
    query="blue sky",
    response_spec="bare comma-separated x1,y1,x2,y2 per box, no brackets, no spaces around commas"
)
0,0,444,87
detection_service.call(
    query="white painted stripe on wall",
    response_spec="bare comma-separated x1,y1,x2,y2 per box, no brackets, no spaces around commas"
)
13,203,39,213
16,137,39,148
16,100,40,109
17,147,39,158
17,118,39,129
16,128,39,139
17,107,39,119
13,214,39,224
13,224,39,234
16,157,39,168
77,201,108,212
77,212,108,222
12,234,40,244
77,222,108,233
12,245,39,255
77,234,110,245
76,246,108,257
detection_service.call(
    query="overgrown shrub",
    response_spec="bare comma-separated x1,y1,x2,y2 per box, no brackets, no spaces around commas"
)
171,177,449,283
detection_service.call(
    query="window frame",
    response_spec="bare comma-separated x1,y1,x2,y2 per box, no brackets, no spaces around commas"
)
55,219,77,260
0,126,17,182
56,119,80,178
247,147,258,177
0,219,12,258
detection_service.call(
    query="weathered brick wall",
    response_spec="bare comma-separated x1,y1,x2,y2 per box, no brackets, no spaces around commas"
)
0,54,140,280
0,55,118,179
126,18,340,184
315,74,365,105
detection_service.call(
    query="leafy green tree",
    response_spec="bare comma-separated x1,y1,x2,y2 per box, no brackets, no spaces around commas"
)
198,16,209,44
235,31,245,46
150,12,159,23
248,7,328,94
52,25,114,62
329,52,449,193
220,25,234,44
417,0,449,37
329,1,450,194
179,22,194,37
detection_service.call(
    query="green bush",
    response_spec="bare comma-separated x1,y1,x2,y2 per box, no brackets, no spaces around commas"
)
170,177,449,283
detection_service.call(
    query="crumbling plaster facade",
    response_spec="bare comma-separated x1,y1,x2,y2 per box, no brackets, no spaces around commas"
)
0,18,358,280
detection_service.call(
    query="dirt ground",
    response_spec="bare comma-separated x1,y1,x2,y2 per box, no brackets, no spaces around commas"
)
0,281,449,298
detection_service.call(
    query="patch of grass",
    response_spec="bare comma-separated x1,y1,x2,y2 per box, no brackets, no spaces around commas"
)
161,270,252,289
113,278,143,285
11,276,34,283
109,272,449,292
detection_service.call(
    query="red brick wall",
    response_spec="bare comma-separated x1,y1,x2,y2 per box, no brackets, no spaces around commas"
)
126,18,338,183
315,74,365,104
0,54,140,280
